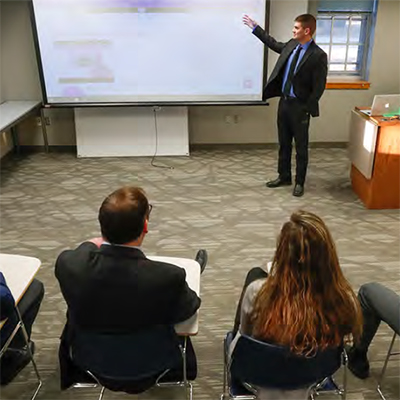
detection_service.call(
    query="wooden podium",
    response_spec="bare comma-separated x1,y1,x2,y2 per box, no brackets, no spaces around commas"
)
349,107,400,209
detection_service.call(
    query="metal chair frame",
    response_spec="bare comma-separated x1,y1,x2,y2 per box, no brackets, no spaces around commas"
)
0,307,42,400
377,332,399,400
221,336,348,400
73,335,193,400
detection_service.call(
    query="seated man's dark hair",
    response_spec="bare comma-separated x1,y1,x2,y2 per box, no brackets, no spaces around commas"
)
99,186,150,244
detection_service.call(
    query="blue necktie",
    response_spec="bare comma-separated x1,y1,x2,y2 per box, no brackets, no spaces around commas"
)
283,46,302,96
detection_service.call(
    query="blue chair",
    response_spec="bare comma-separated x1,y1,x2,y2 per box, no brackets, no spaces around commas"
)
71,325,194,400
221,331,348,400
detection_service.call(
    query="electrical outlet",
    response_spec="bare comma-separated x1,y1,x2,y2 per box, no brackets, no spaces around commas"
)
45,117,51,125
36,117,42,126
225,115,239,124
225,115,233,124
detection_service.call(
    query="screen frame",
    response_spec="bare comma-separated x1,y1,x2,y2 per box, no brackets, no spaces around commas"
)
30,0,271,107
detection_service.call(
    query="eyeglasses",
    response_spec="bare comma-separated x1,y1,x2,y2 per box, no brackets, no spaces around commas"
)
148,204,153,218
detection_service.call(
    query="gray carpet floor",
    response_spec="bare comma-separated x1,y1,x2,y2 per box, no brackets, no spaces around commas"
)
0,148,399,400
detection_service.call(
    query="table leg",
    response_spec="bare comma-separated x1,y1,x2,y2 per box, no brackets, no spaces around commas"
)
40,108,49,153
10,126,20,154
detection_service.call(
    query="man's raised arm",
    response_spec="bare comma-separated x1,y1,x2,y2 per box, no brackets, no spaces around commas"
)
243,14,286,54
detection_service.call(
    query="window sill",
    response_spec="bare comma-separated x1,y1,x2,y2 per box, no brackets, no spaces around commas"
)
326,80,370,90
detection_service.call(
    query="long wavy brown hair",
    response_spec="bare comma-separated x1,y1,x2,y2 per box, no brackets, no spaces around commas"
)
250,210,362,355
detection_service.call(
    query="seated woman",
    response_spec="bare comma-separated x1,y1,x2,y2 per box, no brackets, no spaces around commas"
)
230,210,362,373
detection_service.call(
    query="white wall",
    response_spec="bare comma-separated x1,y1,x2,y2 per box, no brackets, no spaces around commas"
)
0,2,4,105
191,0,400,144
1,0,399,149
310,0,400,143
190,0,309,144
0,0,76,149
0,0,41,100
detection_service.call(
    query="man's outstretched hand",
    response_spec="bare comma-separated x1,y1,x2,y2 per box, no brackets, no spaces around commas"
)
243,14,257,30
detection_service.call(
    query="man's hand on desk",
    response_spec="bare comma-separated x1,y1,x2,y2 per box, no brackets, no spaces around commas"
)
88,237,105,248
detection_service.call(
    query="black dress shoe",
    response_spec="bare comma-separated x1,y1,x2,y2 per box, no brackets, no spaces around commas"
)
195,249,208,274
293,184,304,197
266,177,292,188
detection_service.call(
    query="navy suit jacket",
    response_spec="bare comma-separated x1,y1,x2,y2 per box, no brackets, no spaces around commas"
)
0,272,15,321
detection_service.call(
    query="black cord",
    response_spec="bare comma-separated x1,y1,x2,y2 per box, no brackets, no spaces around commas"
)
151,106,174,169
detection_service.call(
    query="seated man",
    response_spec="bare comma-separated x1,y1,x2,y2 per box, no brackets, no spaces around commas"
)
55,186,207,391
0,272,44,385
346,282,400,379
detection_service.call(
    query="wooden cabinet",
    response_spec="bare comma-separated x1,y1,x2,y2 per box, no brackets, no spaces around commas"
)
349,108,400,209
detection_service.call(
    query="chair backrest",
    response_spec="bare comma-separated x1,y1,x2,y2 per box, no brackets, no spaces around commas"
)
71,325,182,383
230,335,342,390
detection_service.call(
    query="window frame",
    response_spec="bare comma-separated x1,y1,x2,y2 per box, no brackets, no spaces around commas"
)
316,11,373,80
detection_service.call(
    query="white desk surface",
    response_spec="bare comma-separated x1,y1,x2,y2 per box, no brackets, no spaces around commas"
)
0,254,41,304
0,253,41,328
0,100,42,132
149,256,200,336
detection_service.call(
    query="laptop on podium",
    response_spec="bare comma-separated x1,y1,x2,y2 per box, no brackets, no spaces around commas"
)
363,94,400,117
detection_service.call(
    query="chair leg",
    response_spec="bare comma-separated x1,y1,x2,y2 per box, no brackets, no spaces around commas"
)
377,332,397,400
0,322,22,358
180,336,191,400
341,349,348,400
15,308,43,400
188,381,193,400
98,385,106,400
221,336,228,400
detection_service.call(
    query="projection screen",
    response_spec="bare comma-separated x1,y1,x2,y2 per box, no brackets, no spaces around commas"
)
31,0,268,105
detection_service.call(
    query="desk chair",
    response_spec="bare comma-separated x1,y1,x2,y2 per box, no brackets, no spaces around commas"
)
221,332,347,400
377,332,399,400
0,307,42,400
71,325,194,400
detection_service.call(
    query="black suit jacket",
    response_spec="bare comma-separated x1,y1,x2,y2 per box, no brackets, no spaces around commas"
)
253,26,328,117
55,242,201,333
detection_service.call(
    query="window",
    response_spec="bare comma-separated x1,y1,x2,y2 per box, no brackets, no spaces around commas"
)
315,1,377,79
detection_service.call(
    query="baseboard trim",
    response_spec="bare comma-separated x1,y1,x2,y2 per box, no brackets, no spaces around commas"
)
190,142,347,151
3,143,347,157
18,145,77,154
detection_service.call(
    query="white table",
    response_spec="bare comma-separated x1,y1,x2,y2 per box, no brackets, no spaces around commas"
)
0,100,49,153
149,256,200,336
0,253,43,400
0,254,41,328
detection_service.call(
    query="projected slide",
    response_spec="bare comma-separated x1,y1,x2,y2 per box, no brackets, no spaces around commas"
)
32,0,267,104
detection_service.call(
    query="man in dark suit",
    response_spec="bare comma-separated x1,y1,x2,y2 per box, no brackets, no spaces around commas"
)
244,14,328,197
55,186,207,390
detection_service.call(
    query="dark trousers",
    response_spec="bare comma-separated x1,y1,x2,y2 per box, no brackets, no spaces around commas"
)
355,283,400,355
233,267,269,336
277,97,310,185
0,279,44,349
